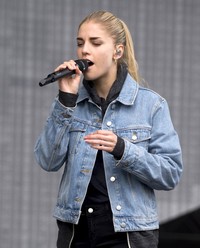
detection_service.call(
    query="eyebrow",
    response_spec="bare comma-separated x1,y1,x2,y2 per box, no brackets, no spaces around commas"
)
76,37,102,41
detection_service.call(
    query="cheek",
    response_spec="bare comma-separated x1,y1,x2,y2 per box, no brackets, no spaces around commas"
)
76,49,82,58
98,52,114,67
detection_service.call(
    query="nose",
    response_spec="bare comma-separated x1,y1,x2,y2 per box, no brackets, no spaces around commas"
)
81,43,90,56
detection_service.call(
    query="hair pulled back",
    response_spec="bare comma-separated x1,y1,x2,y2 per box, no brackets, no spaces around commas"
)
79,10,140,83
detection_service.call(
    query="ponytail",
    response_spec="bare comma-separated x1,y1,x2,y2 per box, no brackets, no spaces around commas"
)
119,20,140,82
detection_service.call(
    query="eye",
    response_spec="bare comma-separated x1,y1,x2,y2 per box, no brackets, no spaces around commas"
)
76,38,84,47
93,43,101,46
77,42,84,47
92,41,102,46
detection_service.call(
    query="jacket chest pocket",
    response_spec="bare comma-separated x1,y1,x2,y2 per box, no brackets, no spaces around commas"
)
68,121,87,154
117,127,151,150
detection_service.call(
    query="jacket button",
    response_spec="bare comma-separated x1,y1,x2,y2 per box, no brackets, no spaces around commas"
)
132,133,137,141
121,222,126,228
110,176,116,182
88,208,94,213
107,121,112,127
116,205,122,211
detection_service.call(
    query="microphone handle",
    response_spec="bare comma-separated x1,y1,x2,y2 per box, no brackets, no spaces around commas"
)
39,69,75,87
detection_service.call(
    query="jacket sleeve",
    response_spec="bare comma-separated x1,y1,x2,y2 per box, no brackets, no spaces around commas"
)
34,98,75,171
116,99,183,191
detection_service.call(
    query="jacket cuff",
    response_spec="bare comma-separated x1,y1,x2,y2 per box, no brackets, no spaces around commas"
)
110,136,125,160
58,90,78,107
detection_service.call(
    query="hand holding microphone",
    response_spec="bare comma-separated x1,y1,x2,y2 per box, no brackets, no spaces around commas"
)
39,59,93,93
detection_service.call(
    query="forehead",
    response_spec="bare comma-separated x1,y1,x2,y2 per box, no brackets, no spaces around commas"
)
78,21,111,39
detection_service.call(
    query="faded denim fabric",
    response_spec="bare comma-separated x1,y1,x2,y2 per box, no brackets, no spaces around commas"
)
34,74,183,232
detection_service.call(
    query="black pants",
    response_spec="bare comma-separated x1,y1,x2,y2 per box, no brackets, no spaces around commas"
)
57,203,159,248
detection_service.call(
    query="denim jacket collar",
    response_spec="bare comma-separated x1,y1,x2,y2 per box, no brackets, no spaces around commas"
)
77,73,139,106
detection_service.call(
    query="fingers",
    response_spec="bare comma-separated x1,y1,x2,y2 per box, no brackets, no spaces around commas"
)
55,60,82,93
84,130,117,152
55,60,82,79
54,60,77,72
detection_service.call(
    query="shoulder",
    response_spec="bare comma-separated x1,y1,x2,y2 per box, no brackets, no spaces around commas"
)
142,85,168,108
122,74,167,109
139,85,165,102
125,74,165,100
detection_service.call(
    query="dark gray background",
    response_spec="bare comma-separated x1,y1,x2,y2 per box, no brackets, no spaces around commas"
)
0,0,200,247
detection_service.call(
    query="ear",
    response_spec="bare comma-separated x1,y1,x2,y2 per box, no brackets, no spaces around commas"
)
114,44,124,59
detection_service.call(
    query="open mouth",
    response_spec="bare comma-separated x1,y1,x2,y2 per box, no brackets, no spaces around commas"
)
86,60,94,67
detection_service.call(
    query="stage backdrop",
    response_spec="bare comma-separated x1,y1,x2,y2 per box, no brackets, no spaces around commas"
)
0,0,200,247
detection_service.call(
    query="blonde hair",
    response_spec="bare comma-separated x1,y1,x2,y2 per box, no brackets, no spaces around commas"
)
79,10,140,83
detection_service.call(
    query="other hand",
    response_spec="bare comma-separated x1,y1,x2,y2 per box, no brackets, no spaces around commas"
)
84,130,117,153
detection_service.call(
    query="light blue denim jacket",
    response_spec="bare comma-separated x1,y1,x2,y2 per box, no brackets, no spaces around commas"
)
34,74,183,232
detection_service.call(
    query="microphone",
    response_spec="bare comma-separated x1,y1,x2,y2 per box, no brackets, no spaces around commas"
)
39,59,93,87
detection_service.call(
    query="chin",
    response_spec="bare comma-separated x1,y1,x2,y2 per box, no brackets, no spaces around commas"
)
83,73,96,82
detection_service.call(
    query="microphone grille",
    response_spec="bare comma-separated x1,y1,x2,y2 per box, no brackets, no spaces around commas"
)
75,59,89,72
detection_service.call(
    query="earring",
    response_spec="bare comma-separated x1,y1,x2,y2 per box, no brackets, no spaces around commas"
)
113,56,117,64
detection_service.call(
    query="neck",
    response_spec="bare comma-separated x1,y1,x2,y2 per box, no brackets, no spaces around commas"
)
93,66,117,99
